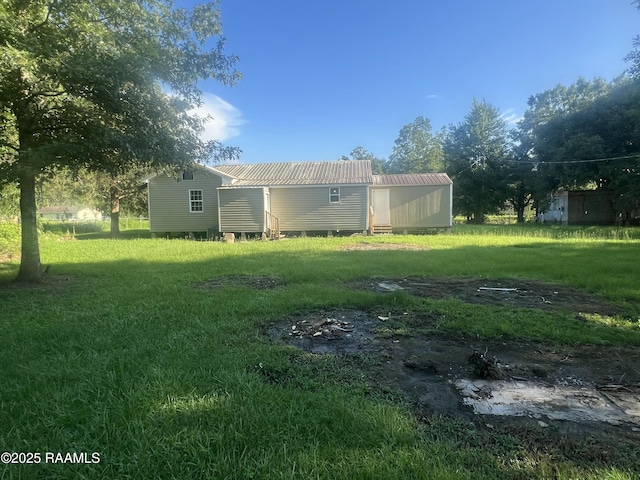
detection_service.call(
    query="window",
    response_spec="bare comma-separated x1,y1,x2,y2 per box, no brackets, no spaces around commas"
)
189,189,203,212
182,172,194,180
330,187,340,204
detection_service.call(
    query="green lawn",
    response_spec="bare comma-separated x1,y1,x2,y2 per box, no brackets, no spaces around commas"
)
1,225,639,479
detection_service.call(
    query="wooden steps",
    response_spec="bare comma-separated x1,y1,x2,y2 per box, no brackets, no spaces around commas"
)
372,224,392,235
266,212,281,240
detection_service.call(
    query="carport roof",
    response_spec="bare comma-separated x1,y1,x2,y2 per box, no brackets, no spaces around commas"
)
373,173,452,186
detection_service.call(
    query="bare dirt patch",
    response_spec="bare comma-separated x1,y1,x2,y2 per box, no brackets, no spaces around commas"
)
340,243,429,252
266,305,640,444
232,273,640,451
195,275,283,290
347,277,622,316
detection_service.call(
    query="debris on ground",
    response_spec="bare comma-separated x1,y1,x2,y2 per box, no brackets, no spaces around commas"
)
456,379,640,427
468,349,506,379
265,295,640,439
347,277,621,316
288,317,355,339
477,287,518,293
376,282,404,292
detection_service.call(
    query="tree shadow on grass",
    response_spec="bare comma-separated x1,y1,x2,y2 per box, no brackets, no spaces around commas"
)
72,229,152,240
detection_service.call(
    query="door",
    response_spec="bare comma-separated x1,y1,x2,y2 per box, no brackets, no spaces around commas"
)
568,194,585,225
372,189,390,225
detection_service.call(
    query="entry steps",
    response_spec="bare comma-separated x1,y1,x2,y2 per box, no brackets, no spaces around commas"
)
372,224,393,235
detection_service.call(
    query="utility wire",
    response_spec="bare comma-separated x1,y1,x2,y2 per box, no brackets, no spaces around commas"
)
504,154,640,165
448,154,640,179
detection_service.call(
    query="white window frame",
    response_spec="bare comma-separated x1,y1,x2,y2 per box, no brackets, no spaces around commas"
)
329,187,340,204
189,189,204,213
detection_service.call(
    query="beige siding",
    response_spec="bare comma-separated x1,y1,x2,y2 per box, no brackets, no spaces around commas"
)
372,185,451,229
271,186,368,231
218,188,266,232
147,172,221,233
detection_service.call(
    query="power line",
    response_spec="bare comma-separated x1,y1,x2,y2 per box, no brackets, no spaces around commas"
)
506,154,640,165
448,154,640,179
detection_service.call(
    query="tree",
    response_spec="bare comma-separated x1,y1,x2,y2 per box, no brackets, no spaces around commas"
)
34,167,151,234
520,76,640,221
518,78,613,193
503,137,537,223
625,0,640,78
97,167,151,236
443,100,511,223
0,0,240,281
387,117,444,174
340,146,387,174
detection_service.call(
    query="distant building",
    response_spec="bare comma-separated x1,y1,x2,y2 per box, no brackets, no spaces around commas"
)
539,190,617,225
37,206,102,221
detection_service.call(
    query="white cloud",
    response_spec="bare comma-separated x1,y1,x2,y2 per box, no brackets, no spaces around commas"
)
191,93,244,142
425,94,442,100
501,108,522,126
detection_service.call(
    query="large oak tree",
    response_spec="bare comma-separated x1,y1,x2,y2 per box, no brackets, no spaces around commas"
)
1,0,239,281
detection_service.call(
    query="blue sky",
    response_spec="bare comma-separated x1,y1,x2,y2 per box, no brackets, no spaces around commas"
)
193,1,640,164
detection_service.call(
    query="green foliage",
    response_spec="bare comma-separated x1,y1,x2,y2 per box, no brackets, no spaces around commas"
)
517,76,640,220
1,0,240,280
625,1,640,79
0,182,19,218
444,100,511,223
341,146,388,174
40,220,109,236
387,116,444,173
0,221,19,258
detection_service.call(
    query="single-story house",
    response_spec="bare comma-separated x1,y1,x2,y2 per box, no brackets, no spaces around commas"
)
145,160,452,237
538,190,617,225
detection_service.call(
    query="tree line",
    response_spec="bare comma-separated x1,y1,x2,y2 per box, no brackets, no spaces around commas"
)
342,73,640,225
343,0,640,226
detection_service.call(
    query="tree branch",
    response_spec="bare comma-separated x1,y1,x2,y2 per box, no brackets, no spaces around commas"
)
24,90,67,102
27,1,55,34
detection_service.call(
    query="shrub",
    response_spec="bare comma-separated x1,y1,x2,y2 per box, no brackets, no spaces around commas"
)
0,221,20,258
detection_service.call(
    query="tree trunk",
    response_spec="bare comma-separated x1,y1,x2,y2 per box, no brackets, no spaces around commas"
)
514,196,526,223
16,170,43,282
110,183,120,237
514,182,527,223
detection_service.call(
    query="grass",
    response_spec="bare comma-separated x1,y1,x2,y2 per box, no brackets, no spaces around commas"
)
0,222,20,260
0,224,639,479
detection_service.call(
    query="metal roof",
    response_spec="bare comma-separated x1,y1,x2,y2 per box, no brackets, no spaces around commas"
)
372,173,452,186
212,160,373,186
